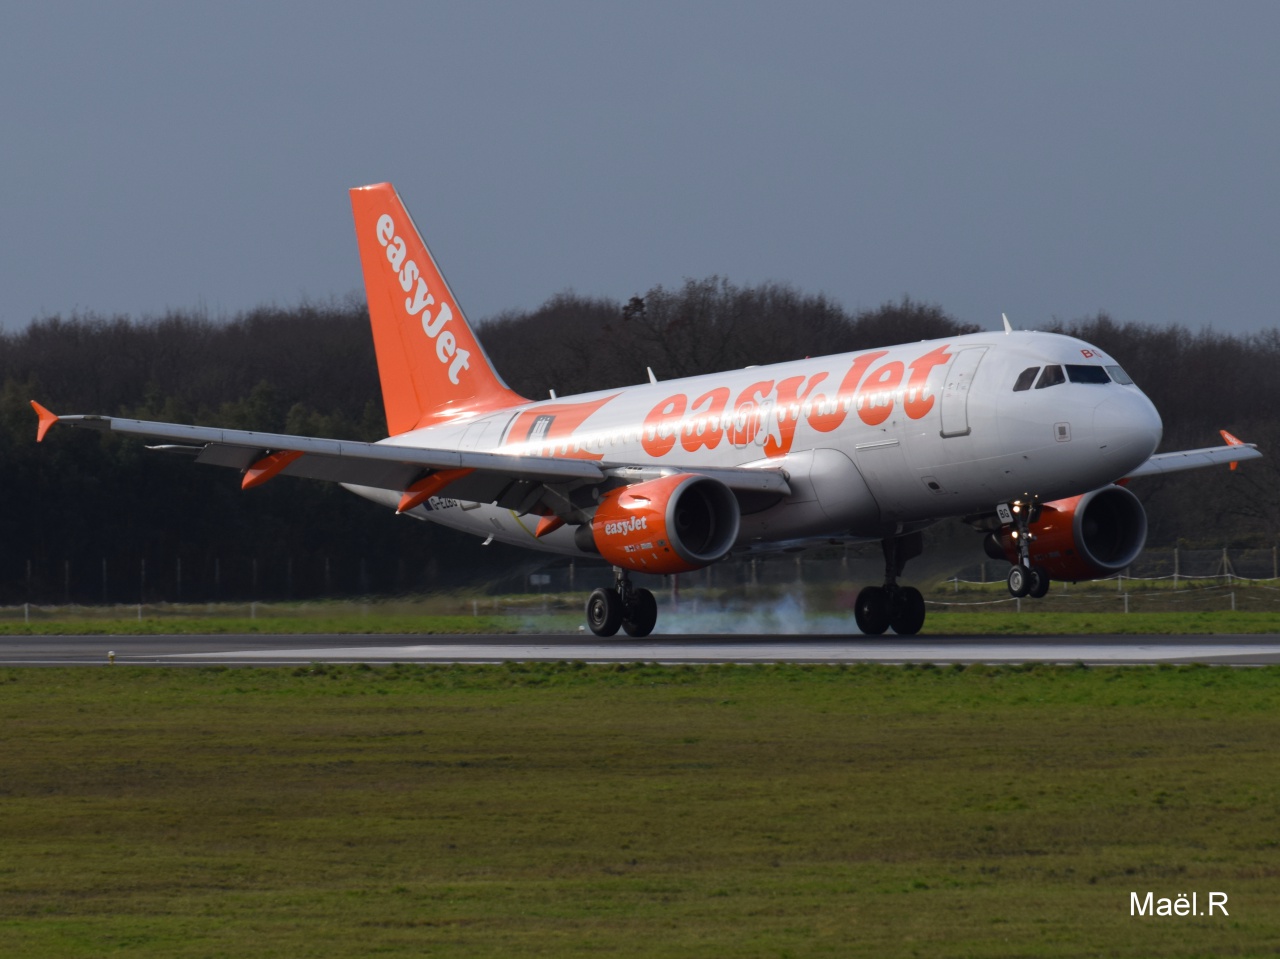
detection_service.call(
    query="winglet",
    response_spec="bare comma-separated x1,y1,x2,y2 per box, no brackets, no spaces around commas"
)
1220,429,1245,470
31,401,59,443
1001,313,1013,334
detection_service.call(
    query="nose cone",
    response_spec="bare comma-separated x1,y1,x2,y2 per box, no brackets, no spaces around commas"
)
1093,389,1163,473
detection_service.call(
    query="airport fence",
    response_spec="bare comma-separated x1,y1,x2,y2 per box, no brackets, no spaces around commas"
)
2,547,1279,624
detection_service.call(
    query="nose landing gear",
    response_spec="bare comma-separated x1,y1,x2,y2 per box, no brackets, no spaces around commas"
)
1003,499,1051,599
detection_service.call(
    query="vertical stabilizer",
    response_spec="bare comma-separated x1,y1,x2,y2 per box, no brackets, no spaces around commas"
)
350,183,527,434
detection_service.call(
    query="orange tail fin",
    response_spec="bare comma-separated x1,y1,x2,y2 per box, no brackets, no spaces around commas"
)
350,183,527,434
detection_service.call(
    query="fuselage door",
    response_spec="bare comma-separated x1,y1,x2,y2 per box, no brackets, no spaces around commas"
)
939,347,988,438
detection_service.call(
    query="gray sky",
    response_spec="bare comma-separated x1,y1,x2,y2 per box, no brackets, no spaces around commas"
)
3,1,1278,336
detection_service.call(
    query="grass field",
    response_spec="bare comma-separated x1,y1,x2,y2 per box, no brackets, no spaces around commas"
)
3,586,1280,635
1,663,1277,957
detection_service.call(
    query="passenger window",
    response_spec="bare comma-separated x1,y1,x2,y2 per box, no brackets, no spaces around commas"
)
1106,365,1134,385
1065,365,1111,384
1013,367,1039,392
1035,365,1065,389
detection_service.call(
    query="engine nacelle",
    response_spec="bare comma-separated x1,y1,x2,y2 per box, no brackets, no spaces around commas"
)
588,474,740,574
984,485,1148,582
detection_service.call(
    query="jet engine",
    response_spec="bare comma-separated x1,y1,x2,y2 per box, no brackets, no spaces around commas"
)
984,485,1148,582
585,474,740,574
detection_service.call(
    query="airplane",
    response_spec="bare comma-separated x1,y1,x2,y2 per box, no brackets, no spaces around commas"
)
31,182,1260,638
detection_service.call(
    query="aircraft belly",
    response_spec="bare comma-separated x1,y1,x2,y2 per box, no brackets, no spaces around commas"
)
343,483,586,557
737,448,881,541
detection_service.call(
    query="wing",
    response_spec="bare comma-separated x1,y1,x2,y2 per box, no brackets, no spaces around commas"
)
1122,433,1262,480
30,403,790,514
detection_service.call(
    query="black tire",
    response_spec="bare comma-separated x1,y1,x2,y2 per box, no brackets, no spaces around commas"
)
890,586,926,636
622,588,658,637
1028,566,1051,599
1007,565,1031,598
586,587,623,637
854,586,891,636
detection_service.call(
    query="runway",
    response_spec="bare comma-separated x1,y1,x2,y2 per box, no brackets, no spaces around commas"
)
3,633,1280,666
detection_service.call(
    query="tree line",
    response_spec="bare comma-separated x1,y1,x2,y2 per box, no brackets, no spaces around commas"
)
1,281,1274,603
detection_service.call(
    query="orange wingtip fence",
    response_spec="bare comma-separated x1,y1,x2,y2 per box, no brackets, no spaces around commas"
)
31,401,59,443
1220,429,1244,470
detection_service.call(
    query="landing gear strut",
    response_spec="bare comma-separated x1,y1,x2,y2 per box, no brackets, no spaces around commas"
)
1004,499,1051,600
854,533,927,636
586,567,658,638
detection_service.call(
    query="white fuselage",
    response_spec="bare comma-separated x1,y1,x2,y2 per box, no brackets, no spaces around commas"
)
348,330,1163,557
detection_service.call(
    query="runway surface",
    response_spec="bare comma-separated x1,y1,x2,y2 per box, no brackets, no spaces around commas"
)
3,633,1280,666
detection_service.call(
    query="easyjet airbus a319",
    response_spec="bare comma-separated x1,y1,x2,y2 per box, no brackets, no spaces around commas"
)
33,183,1260,637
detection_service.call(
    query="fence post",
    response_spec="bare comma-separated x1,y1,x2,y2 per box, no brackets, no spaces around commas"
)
1173,547,1179,590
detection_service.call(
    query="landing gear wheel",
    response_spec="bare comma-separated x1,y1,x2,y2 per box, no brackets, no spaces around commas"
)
586,587,623,637
890,586,926,636
854,586,892,636
1007,565,1031,598
1028,566,1051,599
622,588,658,638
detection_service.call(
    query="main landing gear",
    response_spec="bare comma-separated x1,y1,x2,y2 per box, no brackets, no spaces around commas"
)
1003,499,1051,600
854,533,927,637
586,567,658,638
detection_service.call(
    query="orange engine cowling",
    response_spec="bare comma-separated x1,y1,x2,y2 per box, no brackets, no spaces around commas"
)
985,485,1148,582
589,474,740,574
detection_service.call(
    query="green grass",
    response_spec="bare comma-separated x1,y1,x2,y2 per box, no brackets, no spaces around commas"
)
925,610,1280,635
0,613,563,636
1,664,1278,957
3,590,1280,634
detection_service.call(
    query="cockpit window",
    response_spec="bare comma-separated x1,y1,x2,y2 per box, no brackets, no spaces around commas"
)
1106,365,1135,385
1035,365,1065,389
1012,367,1040,392
1065,364,1111,384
